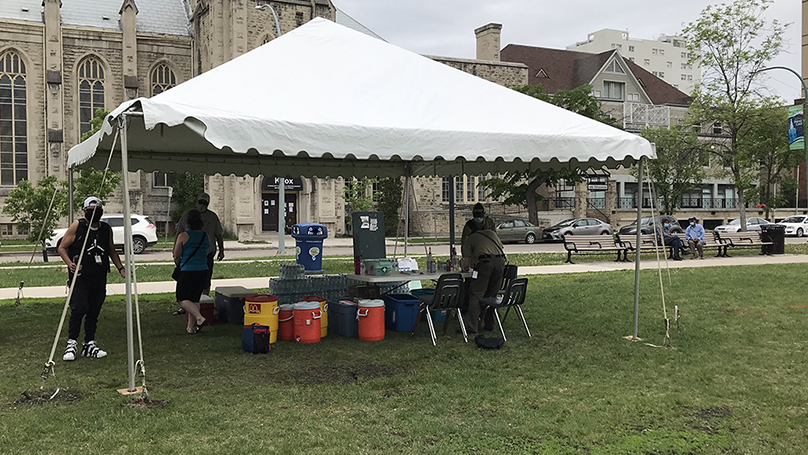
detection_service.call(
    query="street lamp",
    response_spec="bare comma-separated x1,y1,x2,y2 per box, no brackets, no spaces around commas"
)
754,66,808,211
255,4,281,40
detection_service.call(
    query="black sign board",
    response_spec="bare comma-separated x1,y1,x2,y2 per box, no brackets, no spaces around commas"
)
263,175,303,191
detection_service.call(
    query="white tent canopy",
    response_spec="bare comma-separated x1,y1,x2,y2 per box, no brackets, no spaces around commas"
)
69,18,654,177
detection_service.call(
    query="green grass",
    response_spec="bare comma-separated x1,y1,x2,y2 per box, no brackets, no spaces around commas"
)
1,264,808,453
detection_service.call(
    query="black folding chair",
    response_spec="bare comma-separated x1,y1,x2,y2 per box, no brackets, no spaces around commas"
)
499,264,518,321
412,273,466,345
480,277,530,342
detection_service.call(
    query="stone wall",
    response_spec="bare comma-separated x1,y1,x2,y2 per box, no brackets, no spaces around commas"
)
430,56,528,87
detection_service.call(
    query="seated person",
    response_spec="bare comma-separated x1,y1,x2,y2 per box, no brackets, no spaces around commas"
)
685,216,706,259
284,216,294,235
660,220,683,261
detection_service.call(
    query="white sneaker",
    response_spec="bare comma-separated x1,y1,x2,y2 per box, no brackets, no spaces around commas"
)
81,340,107,358
63,339,78,361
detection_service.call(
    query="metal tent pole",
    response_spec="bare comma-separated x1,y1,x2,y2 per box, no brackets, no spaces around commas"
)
68,170,74,223
632,158,644,340
404,170,410,257
449,175,455,252
278,177,285,254
120,114,136,392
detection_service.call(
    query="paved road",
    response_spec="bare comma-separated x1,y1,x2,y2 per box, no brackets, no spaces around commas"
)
3,236,806,264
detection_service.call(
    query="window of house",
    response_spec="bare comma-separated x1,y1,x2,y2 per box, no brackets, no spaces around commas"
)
611,43,622,49
627,93,640,101
603,81,624,100
712,122,722,135
659,49,665,56
628,45,635,52
659,72,665,78
16,225,27,236
151,63,177,96
644,58,650,66
591,89,602,98
477,175,487,201
441,177,450,202
667,61,672,68
372,181,381,202
687,75,693,81
652,48,658,55
652,71,658,76
455,177,464,203
0,223,12,236
681,74,687,81
78,57,105,138
153,171,176,187
605,60,624,74
628,57,635,62
0,50,28,185
681,52,687,58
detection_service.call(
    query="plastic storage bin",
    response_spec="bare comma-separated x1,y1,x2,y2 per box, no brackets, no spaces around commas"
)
383,294,421,332
214,286,256,324
329,299,358,337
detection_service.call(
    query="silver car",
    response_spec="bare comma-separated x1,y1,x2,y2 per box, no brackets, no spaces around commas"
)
714,217,769,233
496,219,541,244
541,218,613,241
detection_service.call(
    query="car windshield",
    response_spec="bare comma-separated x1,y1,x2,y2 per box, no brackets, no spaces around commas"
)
727,218,741,226
552,219,576,228
782,216,805,223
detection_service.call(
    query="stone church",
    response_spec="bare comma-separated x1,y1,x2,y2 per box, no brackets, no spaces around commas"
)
0,0,532,240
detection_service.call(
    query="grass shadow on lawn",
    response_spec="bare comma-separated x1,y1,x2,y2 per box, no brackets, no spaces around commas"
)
1,264,808,454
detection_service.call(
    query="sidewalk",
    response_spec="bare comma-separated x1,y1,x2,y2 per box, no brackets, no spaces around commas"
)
4,253,807,300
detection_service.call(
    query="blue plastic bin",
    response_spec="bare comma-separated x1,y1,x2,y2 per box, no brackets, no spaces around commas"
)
292,223,328,273
383,294,421,332
329,299,358,337
411,289,447,322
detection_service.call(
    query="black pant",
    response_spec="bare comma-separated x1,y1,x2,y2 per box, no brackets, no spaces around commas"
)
68,278,107,343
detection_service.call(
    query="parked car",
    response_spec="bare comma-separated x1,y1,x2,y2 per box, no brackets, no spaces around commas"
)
541,218,613,241
45,214,158,255
713,217,769,233
496,219,541,244
618,215,682,236
780,215,808,237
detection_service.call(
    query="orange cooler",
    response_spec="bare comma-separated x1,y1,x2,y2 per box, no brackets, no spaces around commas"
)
243,294,279,343
278,304,295,341
302,295,328,337
293,301,322,344
357,299,385,341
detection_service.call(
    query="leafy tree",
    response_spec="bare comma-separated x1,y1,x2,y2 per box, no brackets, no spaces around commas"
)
740,104,802,219
170,172,205,221
683,0,787,230
81,108,110,142
480,84,617,224
70,168,122,213
375,177,403,236
2,175,68,242
342,176,378,228
634,126,705,215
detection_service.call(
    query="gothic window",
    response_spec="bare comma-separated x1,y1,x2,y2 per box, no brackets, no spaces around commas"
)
441,177,450,202
78,57,105,137
0,51,28,185
151,63,177,96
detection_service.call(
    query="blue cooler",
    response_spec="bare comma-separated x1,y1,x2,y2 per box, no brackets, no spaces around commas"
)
329,299,359,337
411,289,447,322
292,223,328,273
383,294,421,332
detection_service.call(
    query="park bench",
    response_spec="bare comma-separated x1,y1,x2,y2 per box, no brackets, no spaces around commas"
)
563,234,627,264
618,234,724,259
714,231,772,256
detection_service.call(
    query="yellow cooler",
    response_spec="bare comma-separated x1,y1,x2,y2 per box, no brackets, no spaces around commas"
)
244,294,279,343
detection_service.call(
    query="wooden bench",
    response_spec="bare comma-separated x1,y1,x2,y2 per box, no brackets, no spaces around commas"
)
618,234,724,259
563,234,627,263
714,231,772,256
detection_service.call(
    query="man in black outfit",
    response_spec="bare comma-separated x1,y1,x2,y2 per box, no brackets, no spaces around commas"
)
58,197,126,361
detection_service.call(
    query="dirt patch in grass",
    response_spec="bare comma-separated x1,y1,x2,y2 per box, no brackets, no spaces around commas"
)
127,397,168,409
694,406,731,420
275,361,400,385
14,388,82,406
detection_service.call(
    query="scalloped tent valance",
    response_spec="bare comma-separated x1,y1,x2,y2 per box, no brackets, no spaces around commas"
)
68,18,654,177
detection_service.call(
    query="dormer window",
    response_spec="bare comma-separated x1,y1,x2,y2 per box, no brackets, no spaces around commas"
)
605,60,624,74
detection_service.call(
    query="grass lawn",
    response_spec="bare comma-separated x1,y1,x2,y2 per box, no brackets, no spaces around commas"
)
1,264,807,454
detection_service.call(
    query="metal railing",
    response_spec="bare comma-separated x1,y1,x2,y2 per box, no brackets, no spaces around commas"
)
537,197,575,211
587,198,606,209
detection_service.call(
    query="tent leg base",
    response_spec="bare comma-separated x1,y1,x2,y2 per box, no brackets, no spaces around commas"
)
117,386,143,396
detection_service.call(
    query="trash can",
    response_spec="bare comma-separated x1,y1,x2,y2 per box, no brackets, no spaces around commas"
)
292,223,328,272
760,224,785,255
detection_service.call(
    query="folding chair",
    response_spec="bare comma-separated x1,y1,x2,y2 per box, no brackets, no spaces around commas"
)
500,264,519,292
412,273,465,346
480,277,530,342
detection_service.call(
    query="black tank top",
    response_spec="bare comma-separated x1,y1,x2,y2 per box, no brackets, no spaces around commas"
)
66,219,112,279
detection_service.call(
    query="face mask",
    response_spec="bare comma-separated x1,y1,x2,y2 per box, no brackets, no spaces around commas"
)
84,207,103,222
663,223,670,228
474,217,484,224
196,202,208,212
690,222,695,226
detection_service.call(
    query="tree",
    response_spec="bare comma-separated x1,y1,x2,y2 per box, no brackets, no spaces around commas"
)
741,104,802,219
375,177,403,237
479,84,614,224
634,126,705,215
2,175,68,242
170,172,205,221
70,168,122,213
81,108,110,142
342,176,378,228
683,0,787,230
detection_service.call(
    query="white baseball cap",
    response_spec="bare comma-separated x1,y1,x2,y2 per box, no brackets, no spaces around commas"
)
83,196,102,209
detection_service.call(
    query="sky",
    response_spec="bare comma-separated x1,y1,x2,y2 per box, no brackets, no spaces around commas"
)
335,0,802,102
